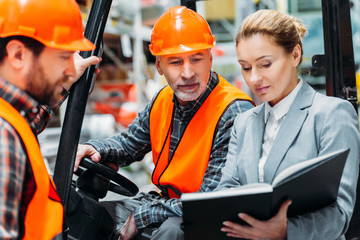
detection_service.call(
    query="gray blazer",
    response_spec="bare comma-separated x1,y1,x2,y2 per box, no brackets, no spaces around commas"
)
217,81,360,240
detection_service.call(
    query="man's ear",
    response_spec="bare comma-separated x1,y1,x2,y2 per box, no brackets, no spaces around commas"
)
5,40,29,69
155,56,164,75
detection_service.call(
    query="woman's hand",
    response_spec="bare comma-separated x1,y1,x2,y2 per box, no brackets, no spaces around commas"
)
221,200,291,240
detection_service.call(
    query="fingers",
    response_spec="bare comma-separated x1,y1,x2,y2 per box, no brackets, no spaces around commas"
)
73,51,102,66
221,221,247,239
222,217,261,239
120,213,138,240
275,200,292,220
73,54,102,82
221,201,291,240
75,55,101,71
74,144,101,172
82,56,102,68
238,212,258,227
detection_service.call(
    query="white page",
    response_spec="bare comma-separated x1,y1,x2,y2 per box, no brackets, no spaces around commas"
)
272,149,346,186
181,183,273,201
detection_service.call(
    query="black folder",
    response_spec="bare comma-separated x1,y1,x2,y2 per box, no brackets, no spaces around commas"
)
181,149,350,240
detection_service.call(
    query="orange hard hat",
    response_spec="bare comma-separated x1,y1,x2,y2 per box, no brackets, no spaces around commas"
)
149,6,215,56
0,0,95,51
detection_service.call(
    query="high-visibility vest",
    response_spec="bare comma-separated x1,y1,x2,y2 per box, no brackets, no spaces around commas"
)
149,75,254,198
0,97,63,240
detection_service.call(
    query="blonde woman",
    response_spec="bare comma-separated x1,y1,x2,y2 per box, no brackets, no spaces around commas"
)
217,9,360,239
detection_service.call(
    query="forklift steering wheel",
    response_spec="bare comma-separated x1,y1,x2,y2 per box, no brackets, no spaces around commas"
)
77,158,139,197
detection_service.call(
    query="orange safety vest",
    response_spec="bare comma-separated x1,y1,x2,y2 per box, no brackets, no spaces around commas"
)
149,75,254,198
0,97,63,240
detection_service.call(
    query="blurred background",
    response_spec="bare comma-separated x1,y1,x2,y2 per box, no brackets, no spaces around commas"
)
39,0,360,194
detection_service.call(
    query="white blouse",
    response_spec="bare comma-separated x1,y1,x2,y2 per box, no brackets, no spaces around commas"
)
258,79,303,182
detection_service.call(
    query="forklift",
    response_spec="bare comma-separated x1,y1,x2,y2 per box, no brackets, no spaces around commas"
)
51,0,360,239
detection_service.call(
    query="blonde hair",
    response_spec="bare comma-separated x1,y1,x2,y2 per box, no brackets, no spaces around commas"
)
235,10,307,63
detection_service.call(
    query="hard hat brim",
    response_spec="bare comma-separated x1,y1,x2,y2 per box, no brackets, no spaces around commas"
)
0,32,96,52
149,43,214,56
45,38,96,52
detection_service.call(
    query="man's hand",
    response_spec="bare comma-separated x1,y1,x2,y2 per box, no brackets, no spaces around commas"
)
64,52,102,91
74,144,101,172
119,213,138,240
221,200,291,240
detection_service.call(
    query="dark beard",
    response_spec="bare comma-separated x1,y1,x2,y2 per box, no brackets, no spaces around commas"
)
25,62,68,106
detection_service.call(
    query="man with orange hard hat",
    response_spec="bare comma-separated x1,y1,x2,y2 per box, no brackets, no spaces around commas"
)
75,6,254,240
0,0,100,239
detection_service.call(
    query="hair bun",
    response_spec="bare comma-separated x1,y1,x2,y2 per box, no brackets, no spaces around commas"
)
292,17,307,39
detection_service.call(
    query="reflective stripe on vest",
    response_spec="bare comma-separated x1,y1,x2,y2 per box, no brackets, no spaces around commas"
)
0,97,63,240
149,75,254,198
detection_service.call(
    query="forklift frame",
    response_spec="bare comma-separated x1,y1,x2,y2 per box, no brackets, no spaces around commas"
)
321,0,358,110
53,0,113,238
52,0,359,239
320,1,358,237
181,0,197,11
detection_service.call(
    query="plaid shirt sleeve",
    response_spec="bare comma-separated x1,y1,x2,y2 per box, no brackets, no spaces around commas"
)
86,102,152,167
0,119,27,239
133,100,254,229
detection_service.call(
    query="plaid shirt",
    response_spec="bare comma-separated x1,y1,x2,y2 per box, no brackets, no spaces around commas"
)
87,71,254,229
0,77,66,239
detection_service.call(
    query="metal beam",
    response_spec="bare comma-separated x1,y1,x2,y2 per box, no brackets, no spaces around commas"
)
321,2,360,238
52,0,113,237
321,0,358,111
181,0,197,11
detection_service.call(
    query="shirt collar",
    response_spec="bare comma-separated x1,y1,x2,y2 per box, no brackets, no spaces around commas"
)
172,71,219,113
0,77,40,124
264,79,303,123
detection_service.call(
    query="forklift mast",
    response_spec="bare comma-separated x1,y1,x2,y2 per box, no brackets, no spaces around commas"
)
321,0,358,111
52,0,113,238
181,0,197,11
52,0,360,239
320,0,359,238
